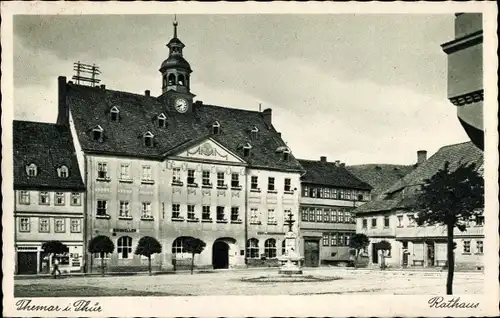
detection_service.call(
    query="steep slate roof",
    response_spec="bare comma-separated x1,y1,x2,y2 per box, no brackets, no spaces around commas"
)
354,141,483,214
347,164,415,197
298,159,372,190
66,84,304,172
13,120,85,190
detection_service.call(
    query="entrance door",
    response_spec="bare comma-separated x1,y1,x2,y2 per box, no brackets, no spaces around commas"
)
212,241,229,269
18,252,37,274
372,244,379,264
426,242,435,267
304,240,320,267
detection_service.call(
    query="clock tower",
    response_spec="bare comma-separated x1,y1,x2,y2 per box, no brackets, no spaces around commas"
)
159,16,195,113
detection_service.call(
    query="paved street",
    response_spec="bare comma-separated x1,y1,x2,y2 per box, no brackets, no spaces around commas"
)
15,267,484,296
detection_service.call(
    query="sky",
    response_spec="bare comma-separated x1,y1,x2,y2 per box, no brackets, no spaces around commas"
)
13,14,470,165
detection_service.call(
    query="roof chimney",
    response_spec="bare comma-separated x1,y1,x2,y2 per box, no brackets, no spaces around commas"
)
417,150,427,165
56,76,69,126
100,84,106,90
262,108,272,125
320,156,327,162
335,160,340,166
145,90,150,97
277,132,282,137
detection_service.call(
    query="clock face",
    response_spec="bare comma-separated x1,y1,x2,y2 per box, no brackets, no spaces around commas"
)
174,98,188,113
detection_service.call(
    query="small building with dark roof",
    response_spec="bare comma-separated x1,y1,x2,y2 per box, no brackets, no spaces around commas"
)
57,19,304,272
297,156,372,266
13,120,85,275
354,141,484,270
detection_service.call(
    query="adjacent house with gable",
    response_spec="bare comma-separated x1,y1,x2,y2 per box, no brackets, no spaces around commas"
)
13,121,86,274
354,141,484,269
298,157,372,266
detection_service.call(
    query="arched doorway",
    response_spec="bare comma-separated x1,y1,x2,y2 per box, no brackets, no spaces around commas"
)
212,238,236,269
212,241,229,269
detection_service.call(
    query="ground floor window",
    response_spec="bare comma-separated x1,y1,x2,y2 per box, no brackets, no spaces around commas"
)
117,236,133,259
476,240,483,254
246,238,259,259
322,233,329,246
264,238,277,258
172,237,192,258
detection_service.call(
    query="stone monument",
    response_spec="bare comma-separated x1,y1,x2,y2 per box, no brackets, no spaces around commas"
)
278,211,303,275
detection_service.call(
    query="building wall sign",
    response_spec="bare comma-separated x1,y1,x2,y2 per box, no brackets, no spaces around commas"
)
111,228,138,233
257,231,285,235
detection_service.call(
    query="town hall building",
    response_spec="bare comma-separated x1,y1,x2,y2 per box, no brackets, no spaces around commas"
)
58,19,304,272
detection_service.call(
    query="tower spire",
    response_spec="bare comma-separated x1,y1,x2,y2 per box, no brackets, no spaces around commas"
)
173,14,178,38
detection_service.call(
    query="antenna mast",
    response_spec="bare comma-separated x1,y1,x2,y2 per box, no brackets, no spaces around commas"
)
72,61,102,87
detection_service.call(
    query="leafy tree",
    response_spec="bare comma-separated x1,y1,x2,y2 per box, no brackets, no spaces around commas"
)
416,161,484,295
42,241,69,278
183,237,206,274
376,240,392,270
348,233,370,268
88,235,115,276
135,236,162,275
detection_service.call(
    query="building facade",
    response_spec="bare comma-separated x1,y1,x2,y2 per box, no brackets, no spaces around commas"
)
441,13,484,150
60,20,303,272
13,121,86,274
298,157,372,266
354,142,484,270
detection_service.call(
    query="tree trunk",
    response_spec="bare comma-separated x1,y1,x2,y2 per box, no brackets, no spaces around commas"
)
148,256,152,276
354,250,359,269
446,222,455,295
101,253,105,277
191,253,194,275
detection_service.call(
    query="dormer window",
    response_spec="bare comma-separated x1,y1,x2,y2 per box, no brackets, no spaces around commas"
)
283,149,290,161
243,143,252,157
92,125,104,142
143,131,154,147
158,113,167,128
251,126,259,140
212,121,221,135
110,106,120,122
57,165,69,178
26,163,38,177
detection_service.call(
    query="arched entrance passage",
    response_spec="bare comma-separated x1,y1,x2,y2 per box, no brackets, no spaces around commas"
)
212,237,236,269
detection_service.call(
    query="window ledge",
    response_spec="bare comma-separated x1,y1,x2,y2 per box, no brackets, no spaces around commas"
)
231,220,243,224
141,217,154,221
55,203,65,206
187,218,200,223
474,253,484,255
118,216,133,220
267,190,277,194
250,221,262,225
172,181,184,186
474,225,484,227
171,217,185,222
202,219,213,223
216,220,228,224
462,252,472,255
267,222,278,225
141,180,155,185
202,184,213,189
119,178,134,183
284,190,294,195
96,215,111,219
96,177,111,182
187,183,198,188
217,185,228,190
250,188,261,193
